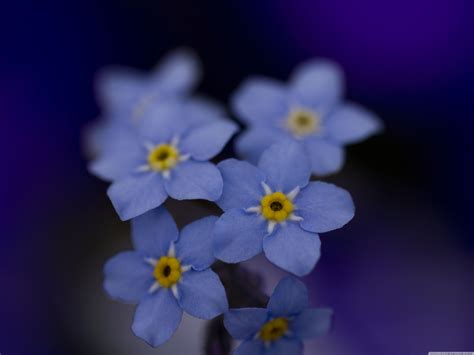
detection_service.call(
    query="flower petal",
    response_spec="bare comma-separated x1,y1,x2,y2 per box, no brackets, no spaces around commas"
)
296,181,354,233
164,161,223,201
263,223,321,276
234,127,287,165
103,251,154,304
150,48,201,95
213,209,267,263
303,138,345,176
291,308,333,339
131,206,179,256
258,141,311,192
175,216,218,270
138,100,187,143
177,269,228,319
183,96,225,126
267,339,303,355
132,290,183,347
180,121,238,161
289,59,343,112
95,66,144,113
216,159,265,211
267,277,309,316
326,103,383,144
231,76,289,125
224,308,268,340
234,340,264,355
107,172,167,221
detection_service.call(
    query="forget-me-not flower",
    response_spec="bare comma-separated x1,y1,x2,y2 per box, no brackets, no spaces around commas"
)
104,207,228,347
224,277,332,355
232,59,383,175
213,140,354,276
89,99,238,220
86,48,208,156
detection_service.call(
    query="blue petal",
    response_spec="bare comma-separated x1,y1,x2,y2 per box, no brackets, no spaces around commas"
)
224,308,268,340
164,161,223,201
183,96,225,126
103,251,154,304
107,172,167,221
132,290,183,347
231,77,289,125
296,181,354,233
263,223,321,276
258,141,311,192
266,339,303,355
177,269,228,319
291,308,333,339
87,122,144,181
216,159,265,211
181,121,238,161
131,206,179,256
150,48,201,95
325,103,383,144
303,138,345,176
289,59,343,112
213,209,267,263
234,127,287,165
234,340,264,355
138,100,186,143
267,277,309,316
175,216,218,270
95,66,144,113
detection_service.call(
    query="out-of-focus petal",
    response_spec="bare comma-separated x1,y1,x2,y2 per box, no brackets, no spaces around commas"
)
234,340,264,355
326,103,383,144
234,127,287,165
231,77,289,125
303,138,345,176
291,308,333,339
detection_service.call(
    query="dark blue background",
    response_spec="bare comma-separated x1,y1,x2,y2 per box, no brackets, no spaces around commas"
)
1,0,474,354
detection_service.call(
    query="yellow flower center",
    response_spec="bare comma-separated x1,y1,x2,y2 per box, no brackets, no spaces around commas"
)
260,192,294,222
153,256,182,288
148,144,180,171
259,317,289,342
286,109,320,137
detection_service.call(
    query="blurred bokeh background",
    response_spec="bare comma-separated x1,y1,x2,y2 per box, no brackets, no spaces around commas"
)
2,0,474,354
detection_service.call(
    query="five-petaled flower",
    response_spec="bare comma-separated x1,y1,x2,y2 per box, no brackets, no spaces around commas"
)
86,48,204,156
213,140,354,276
89,99,238,220
104,207,228,347
224,277,332,355
232,59,383,175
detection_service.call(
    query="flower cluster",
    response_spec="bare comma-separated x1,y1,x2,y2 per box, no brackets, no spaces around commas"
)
86,48,382,353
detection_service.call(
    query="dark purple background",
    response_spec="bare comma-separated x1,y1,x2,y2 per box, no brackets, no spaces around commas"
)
1,0,474,354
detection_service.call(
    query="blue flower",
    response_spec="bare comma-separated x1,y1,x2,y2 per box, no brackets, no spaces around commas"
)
224,277,332,355
231,59,383,175
104,207,228,347
85,48,209,157
89,99,238,220
213,140,354,276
